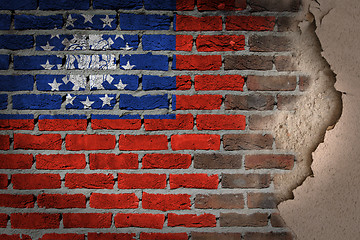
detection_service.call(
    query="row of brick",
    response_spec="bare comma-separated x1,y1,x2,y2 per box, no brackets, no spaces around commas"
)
0,34,291,52
0,232,293,240
0,173,283,189
0,0,300,12
0,153,293,170
0,191,276,209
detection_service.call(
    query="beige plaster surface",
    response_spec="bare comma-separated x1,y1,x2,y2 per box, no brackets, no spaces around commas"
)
279,0,360,239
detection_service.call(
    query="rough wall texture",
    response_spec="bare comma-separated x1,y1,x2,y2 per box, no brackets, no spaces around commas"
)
279,0,360,239
0,0,344,239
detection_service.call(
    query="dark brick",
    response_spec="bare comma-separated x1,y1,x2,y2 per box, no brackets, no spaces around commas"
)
270,213,287,227
0,55,9,70
224,134,273,150
249,114,275,130
278,16,299,32
194,153,242,169
244,232,294,240
277,95,301,110
245,154,295,170
247,192,279,209
0,0,36,10
299,76,311,91
225,94,275,110
249,35,292,52
220,213,268,227
13,94,61,110
15,15,63,30
94,0,142,9
195,194,244,209
0,95,7,110
0,75,34,91
222,174,271,189
247,75,297,91
192,232,242,240
225,55,273,70
39,0,89,10
0,15,11,30
275,55,298,71
120,14,171,30
0,35,34,50
249,0,300,12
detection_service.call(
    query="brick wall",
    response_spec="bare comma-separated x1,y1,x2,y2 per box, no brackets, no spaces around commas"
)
0,0,303,239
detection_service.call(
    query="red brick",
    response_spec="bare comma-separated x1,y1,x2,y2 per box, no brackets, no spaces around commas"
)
14,134,61,150
142,154,191,169
118,173,166,189
244,232,293,240
191,232,242,240
39,233,85,240
196,35,245,52
176,76,191,90
170,174,219,189
91,118,141,130
140,233,188,240
174,55,222,70
175,15,222,31
197,114,246,130
222,174,271,188
37,194,86,209
195,194,244,209
11,213,60,229
144,114,193,131
39,119,87,131
223,134,273,150
0,119,34,130
89,153,138,170
245,154,295,169
0,174,7,189
171,134,221,150
65,134,115,151
115,213,165,229
174,95,222,110
195,75,244,91
220,213,268,227
176,0,195,10
142,192,191,211
0,135,9,150
90,193,139,209
0,154,33,169
119,135,168,151
36,154,85,170
0,235,31,240
168,213,216,227
63,213,112,228
247,75,297,91
0,213,8,228
247,192,279,209
88,233,136,240
176,35,193,51
226,16,275,31
12,174,61,189
0,194,34,208
65,173,114,189
198,0,246,10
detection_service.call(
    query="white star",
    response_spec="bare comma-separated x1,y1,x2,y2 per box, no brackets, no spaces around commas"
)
69,75,86,90
121,60,135,70
81,97,94,109
121,43,133,51
114,79,127,90
99,94,114,107
65,15,77,28
89,75,104,89
41,60,55,70
48,79,62,91
105,75,114,84
100,15,114,28
115,35,124,40
50,34,60,39
41,42,55,51
65,94,76,105
62,75,70,84
57,64,63,69
82,14,93,24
